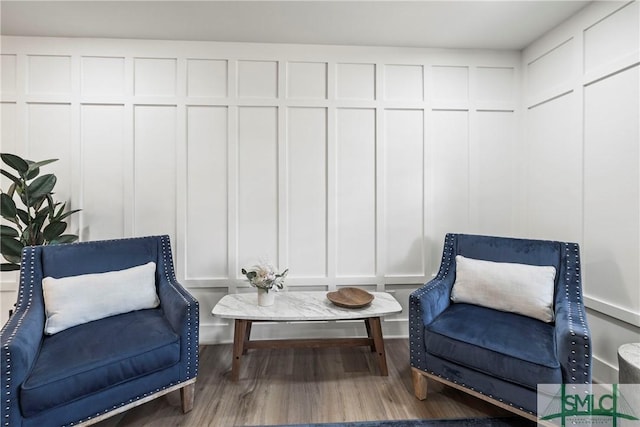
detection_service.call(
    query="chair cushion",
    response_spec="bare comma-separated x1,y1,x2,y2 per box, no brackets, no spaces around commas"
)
20,309,180,418
425,303,562,389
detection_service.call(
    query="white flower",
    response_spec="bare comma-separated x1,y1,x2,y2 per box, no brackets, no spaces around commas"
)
242,261,288,292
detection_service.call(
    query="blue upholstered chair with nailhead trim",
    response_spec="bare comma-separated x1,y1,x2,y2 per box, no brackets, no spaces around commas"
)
1,235,199,427
410,233,591,422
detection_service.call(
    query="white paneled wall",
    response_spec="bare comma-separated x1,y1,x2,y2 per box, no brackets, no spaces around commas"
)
522,1,640,383
0,37,520,341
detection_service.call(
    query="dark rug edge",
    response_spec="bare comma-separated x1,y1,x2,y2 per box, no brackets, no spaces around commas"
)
246,415,537,427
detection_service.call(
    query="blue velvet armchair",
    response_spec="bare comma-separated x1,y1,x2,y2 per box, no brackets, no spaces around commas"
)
0,235,199,427
410,234,591,421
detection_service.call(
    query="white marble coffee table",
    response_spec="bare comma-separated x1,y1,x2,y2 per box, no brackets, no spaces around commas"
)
212,291,402,381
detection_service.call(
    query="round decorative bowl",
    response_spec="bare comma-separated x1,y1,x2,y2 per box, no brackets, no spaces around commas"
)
327,287,374,308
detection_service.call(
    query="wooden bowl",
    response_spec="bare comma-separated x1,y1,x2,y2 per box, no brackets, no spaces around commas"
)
327,287,374,308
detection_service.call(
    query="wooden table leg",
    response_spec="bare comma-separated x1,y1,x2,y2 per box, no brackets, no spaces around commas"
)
367,317,389,376
232,319,248,381
243,321,252,355
364,318,376,352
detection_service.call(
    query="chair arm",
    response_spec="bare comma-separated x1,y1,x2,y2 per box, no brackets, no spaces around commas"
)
554,242,592,384
158,276,199,380
554,295,591,384
156,236,199,382
1,300,45,427
409,277,454,370
410,277,454,325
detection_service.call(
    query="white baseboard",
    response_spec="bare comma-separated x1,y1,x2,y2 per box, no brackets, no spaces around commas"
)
593,354,619,384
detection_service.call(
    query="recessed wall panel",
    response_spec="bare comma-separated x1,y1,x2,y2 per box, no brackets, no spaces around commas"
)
238,107,278,270
187,106,228,278
473,112,515,235
430,110,469,268
385,109,423,276
584,66,639,314
525,94,581,242
584,1,639,74
1,55,17,95
336,108,376,277
287,107,327,277
81,105,125,240
287,62,327,99
187,59,227,98
28,104,72,202
238,60,278,98
1,103,16,153
431,66,468,102
476,67,515,104
336,63,375,100
81,56,125,96
134,106,177,241
28,55,71,95
134,58,177,96
527,39,574,98
384,65,423,101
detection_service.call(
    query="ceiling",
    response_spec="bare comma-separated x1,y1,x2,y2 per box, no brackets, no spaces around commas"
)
1,1,592,50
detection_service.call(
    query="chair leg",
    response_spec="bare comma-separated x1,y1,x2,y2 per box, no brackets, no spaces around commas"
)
180,381,196,413
412,367,428,400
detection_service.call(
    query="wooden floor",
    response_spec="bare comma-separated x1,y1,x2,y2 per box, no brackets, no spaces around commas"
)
97,339,511,426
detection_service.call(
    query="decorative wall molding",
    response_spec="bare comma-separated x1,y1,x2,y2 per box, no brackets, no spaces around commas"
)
0,36,520,336
585,295,640,328
522,0,640,384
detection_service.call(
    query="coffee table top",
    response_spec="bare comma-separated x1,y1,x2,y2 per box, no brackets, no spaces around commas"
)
211,291,402,321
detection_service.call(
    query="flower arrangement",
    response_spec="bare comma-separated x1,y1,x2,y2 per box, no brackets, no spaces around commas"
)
241,262,288,293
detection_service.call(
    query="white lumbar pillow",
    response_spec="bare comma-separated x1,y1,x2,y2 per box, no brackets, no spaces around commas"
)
43,261,159,335
451,255,556,323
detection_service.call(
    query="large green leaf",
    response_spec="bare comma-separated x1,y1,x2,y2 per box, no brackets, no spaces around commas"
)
7,182,16,198
56,208,81,222
16,209,30,226
31,195,47,212
0,263,20,271
49,234,78,244
1,153,29,175
2,253,21,265
33,213,48,237
43,221,67,241
45,194,56,216
17,186,28,207
32,196,45,212
35,207,49,222
1,169,20,184
0,193,17,220
25,158,57,180
0,237,23,258
0,225,19,238
54,201,66,218
22,226,44,246
21,227,32,244
27,174,57,203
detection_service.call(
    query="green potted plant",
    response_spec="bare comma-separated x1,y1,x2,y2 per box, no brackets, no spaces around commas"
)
0,153,80,271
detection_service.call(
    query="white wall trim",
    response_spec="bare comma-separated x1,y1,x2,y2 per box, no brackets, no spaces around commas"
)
585,295,640,328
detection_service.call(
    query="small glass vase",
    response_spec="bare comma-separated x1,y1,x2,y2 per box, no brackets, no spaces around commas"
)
257,288,275,306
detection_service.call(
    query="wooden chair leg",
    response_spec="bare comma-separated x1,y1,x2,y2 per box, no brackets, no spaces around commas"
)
180,381,196,413
412,367,428,400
